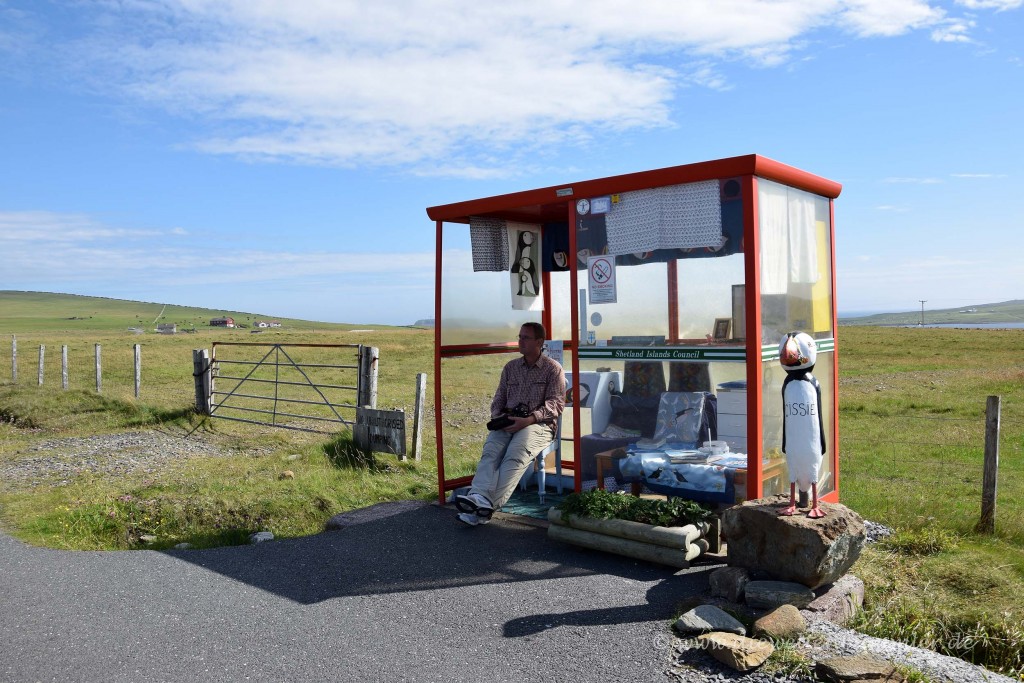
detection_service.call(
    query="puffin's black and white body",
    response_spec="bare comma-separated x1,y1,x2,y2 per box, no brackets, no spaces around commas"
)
779,331,827,519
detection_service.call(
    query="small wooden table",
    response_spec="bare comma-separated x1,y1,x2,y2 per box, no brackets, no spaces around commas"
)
594,449,642,495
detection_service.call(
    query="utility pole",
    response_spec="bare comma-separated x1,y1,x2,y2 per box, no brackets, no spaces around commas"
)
919,300,927,326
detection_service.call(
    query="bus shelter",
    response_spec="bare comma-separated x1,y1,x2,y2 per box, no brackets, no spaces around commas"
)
427,154,842,508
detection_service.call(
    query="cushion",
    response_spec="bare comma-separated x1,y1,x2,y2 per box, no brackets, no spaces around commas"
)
608,394,661,438
649,392,706,445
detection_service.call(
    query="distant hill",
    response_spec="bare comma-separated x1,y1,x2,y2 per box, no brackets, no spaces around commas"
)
0,291,379,333
839,299,1024,326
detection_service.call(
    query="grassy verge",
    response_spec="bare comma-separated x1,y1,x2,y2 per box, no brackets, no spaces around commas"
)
839,326,1024,679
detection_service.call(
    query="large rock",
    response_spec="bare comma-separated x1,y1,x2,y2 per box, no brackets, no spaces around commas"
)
697,632,773,672
815,653,904,682
805,574,865,625
674,605,746,636
709,566,749,603
721,495,865,589
744,580,815,609
752,604,806,640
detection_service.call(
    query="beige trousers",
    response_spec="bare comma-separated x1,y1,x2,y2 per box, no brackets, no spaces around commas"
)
468,424,553,509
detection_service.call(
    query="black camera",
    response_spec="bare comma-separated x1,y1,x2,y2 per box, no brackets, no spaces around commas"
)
487,404,531,431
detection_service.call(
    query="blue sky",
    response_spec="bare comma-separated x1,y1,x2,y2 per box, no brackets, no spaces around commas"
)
1,0,1021,325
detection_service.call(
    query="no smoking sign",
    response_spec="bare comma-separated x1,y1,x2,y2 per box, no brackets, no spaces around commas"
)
587,255,617,304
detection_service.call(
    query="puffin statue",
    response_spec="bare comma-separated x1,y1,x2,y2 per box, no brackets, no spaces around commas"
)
778,331,826,519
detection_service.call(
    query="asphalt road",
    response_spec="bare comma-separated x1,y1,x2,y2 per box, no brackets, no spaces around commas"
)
0,501,716,683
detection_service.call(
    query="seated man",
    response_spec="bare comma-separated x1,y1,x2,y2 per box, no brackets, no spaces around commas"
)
455,322,565,526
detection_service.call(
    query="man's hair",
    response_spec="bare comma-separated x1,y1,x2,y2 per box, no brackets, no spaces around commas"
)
521,322,546,341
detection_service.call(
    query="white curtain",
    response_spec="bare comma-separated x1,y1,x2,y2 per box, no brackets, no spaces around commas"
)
759,182,790,296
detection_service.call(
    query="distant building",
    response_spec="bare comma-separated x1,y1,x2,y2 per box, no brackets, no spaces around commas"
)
156,323,177,334
255,320,282,328
210,317,235,328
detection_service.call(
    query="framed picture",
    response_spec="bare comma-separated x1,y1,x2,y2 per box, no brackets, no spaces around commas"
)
713,318,731,341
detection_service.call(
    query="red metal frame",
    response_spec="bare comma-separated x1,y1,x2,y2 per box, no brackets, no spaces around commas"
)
430,155,842,504
743,175,765,499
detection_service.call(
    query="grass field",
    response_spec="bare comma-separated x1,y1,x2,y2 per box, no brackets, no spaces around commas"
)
1,293,1023,677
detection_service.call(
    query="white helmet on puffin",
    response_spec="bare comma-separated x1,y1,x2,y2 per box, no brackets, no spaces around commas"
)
779,331,817,371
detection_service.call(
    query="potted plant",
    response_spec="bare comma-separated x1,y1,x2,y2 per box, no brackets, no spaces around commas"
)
548,489,715,568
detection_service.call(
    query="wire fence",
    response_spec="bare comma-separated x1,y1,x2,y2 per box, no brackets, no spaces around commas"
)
2,338,149,404
839,411,1022,541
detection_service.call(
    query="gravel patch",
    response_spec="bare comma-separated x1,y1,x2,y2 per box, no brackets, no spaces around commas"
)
667,615,1017,682
0,430,269,489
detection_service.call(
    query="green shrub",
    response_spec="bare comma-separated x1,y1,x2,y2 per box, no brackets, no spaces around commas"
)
557,489,712,527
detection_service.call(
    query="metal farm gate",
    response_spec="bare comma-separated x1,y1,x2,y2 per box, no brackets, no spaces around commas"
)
196,342,377,433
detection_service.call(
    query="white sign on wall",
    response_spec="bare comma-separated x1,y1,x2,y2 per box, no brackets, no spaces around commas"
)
587,255,617,304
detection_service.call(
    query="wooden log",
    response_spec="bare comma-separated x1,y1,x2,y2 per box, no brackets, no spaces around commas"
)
547,524,691,569
547,508,701,549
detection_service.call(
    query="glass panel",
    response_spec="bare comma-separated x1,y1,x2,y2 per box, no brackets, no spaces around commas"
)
758,179,834,344
677,254,745,340
761,351,836,499
440,224,541,346
438,353,512,480
581,261,671,341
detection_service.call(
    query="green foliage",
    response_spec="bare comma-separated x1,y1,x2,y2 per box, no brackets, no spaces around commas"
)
879,527,960,556
557,489,712,527
760,639,815,679
851,593,1024,678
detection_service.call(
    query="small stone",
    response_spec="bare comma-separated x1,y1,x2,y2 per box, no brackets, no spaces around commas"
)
752,604,806,640
674,605,746,636
806,574,865,626
285,453,303,461
697,632,774,672
173,542,192,550
139,534,157,543
815,653,903,682
710,566,749,603
745,580,815,609
278,470,295,480
249,531,274,544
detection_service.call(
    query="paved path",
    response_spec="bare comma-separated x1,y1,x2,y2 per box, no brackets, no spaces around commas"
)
1,502,715,683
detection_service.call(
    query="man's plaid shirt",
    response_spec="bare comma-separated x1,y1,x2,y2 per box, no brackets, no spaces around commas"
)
490,353,565,434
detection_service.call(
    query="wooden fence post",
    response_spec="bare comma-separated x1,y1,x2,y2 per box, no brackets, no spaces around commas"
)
61,345,68,390
95,344,102,393
37,345,45,386
10,336,15,383
412,372,427,462
358,346,379,409
978,395,1001,534
192,349,211,414
134,344,141,398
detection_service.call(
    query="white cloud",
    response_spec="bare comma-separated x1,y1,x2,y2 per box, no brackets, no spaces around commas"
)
950,172,1008,178
25,0,1020,174
837,0,945,37
956,0,1023,10
0,210,433,289
882,176,944,184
